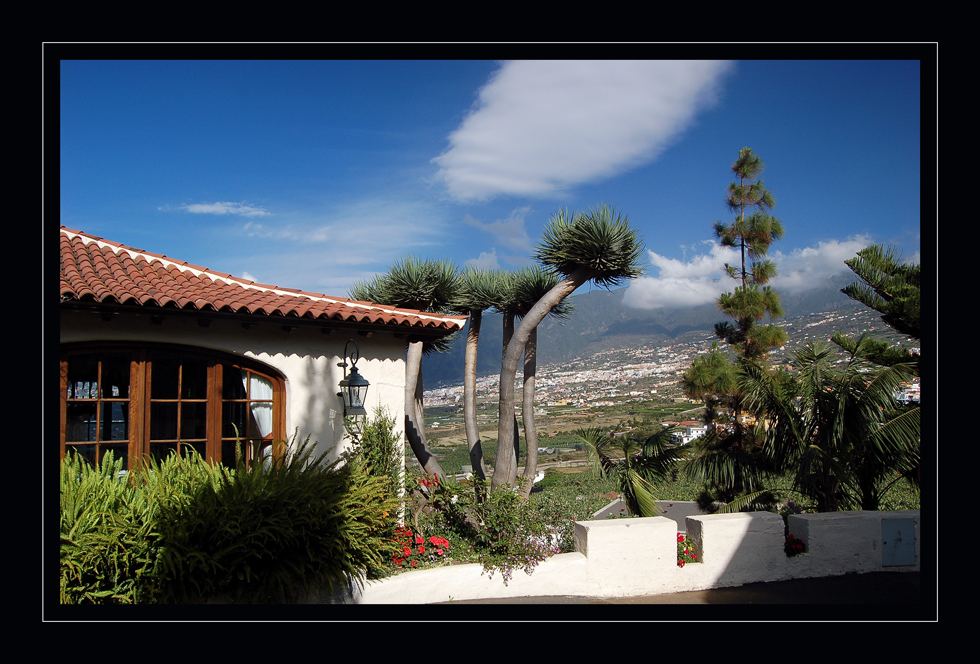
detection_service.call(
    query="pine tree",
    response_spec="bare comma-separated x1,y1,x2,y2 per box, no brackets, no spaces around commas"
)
682,148,787,506
712,147,788,359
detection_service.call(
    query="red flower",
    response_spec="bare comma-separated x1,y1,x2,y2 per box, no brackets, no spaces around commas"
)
678,560,685,567
403,547,412,557
415,536,424,545
411,560,417,567
436,549,444,556
418,545,425,554
677,534,684,543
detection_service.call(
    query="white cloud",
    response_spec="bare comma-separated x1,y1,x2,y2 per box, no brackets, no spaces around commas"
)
770,236,872,294
433,60,733,202
180,201,272,217
241,199,447,264
622,236,874,310
463,207,534,253
464,248,500,270
623,243,737,309
233,198,453,294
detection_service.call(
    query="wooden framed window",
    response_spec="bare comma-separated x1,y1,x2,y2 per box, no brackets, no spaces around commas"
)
60,344,284,469
62,351,136,470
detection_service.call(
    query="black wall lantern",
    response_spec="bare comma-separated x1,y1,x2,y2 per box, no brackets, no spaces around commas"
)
337,339,370,415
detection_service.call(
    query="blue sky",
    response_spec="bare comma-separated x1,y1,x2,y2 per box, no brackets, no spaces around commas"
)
58,57,927,311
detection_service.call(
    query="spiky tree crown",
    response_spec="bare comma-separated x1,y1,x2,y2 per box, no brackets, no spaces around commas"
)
534,204,645,288
452,267,509,315
349,255,459,314
510,264,573,320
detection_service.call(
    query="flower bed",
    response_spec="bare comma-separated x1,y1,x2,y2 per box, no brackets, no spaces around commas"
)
390,526,454,569
676,532,698,567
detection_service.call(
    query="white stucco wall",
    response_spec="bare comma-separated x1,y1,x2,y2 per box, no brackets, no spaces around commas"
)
356,510,921,603
60,309,409,461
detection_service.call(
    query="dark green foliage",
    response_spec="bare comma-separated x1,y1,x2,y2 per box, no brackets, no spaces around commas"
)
840,244,920,340
835,243,920,376
712,148,787,359
60,434,399,604
740,338,920,511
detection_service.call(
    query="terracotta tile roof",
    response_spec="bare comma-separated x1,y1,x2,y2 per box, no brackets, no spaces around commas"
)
60,227,467,334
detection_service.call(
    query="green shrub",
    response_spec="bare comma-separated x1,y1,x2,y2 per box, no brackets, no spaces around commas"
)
60,452,167,604
59,434,399,604
351,407,403,495
153,435,398,603
390,473,562,584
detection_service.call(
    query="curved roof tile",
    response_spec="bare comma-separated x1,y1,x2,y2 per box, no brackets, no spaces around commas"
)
60,227,467,334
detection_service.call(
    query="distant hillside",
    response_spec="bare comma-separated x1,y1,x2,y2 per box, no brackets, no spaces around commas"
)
423,276,863,387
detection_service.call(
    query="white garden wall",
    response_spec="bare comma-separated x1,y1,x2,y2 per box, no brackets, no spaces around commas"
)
354,510,920,604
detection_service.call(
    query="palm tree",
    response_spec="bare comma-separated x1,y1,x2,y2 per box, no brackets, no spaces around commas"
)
451,267,509,481
491,205,644,490
509,265,572,499
349,256,460,480
740,337,920,511
575,425,683,517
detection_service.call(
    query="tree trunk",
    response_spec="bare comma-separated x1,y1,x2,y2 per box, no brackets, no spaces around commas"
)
404,340,445,479
493,270,589,490
463,311,486,480
494,310,520,488
519,326,539,500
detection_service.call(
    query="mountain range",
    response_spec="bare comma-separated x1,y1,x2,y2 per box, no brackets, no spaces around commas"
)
423,275,866,387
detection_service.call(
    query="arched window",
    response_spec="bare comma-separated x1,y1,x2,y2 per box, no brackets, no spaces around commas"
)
60,343,284,470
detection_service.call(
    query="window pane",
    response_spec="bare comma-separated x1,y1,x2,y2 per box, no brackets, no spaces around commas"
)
101,402,129,441
150,443,178,463
221,439,240,468
65,402,97,442
101,354,131,399
66,444,97,468
249,374,274,400
183,442,206,459
181,401,208,439
101,443,129,470
152,356,180,399
150,402,178,440
222,401,248,439
66,355,98,399
249,402,274,438
222,364,247,399
182,358,209,399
